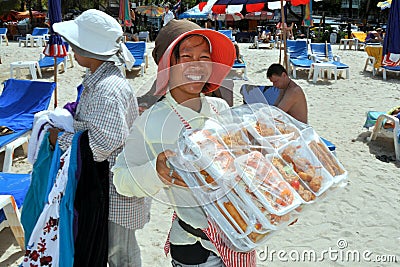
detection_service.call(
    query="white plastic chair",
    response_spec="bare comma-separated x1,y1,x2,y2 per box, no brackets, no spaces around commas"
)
0,28,9,46
367,114,400,161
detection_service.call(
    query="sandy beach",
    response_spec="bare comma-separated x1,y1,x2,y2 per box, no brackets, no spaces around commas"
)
0,38,399,267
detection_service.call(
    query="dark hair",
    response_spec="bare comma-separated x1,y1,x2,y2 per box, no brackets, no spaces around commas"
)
267,63,287,78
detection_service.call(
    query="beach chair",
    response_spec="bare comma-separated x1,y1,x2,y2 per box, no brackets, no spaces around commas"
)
124,41,147,77
365,112,400,161
0,27,9,46
138,31,150,42
38,54,66,73
18,27,49,47
363,45,383,76
310,43,350,79
218,29,235,42
352,32,367,50
0,172,31,249
286,40,313,79
231,59,248,80
0,79,56,172
240,83,336,152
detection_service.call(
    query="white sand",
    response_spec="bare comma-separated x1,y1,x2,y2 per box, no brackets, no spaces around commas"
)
1,40,400,266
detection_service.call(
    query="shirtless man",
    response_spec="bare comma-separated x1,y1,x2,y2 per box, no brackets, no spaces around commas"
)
267,63,308,123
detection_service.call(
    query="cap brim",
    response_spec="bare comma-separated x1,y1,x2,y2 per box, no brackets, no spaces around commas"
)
155,29,235,95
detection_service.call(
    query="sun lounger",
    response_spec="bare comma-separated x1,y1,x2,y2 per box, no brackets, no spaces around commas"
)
0,28,9,46
0,172,31,249
124,41,147,77
18,27,49,47
0,79,56,172
366,113,400,161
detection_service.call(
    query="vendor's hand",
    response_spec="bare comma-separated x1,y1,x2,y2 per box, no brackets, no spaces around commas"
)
48,128,63,146
156,150,187,187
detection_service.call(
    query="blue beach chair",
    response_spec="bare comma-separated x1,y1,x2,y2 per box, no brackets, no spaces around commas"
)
0,172,31,249
310,43,350,79
286,40,313,79
0,79,56,172
124,41,147,76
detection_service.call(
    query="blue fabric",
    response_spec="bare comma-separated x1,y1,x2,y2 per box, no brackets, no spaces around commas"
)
287,40,309,59
0,79,56,132
240,84,280,105
38,56,65,68
125,41,146,67
383,66,400,71
232,60,246,68
364,111,387,128
320,137,336,152
290,58,313,68
310,43,349,69
20,132,61,246
0,173,31,224
59,132,82,267
18,28,49,41
383,0,400,57
218,30,235,42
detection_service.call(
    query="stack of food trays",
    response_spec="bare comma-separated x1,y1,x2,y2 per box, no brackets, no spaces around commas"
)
173,104,348,252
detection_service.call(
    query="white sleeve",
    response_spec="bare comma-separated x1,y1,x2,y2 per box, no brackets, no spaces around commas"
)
112,116,166,198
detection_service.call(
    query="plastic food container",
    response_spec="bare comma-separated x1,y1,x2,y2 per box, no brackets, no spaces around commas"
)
234,151,302,215
301,128,348,184
278,140,334,196
266,154,317,203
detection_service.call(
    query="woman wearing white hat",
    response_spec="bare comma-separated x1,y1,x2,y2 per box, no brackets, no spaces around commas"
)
49,9,150,267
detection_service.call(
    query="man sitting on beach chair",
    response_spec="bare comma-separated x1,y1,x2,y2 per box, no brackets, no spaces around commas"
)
266,63,308,123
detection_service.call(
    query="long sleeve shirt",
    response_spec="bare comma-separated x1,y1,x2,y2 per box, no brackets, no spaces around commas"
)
58,61,150,229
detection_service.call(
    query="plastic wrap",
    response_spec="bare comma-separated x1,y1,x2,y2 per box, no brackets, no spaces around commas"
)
170,104,348,252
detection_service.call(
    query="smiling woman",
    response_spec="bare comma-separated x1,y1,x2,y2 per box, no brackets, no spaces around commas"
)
112,19,258,266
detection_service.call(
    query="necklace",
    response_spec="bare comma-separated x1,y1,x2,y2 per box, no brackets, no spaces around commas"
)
166,97,220,130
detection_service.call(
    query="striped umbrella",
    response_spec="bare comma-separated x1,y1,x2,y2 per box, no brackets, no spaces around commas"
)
43,0,67,108
119,0,132,27
382,0,400,66
135,5,164,17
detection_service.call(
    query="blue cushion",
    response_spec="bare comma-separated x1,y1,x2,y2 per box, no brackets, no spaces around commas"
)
0,173,31,224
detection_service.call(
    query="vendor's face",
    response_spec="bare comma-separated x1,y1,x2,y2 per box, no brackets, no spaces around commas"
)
169,35,212,98
269,73,288,90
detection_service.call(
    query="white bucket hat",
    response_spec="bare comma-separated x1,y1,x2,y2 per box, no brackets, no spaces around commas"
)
53,9,135,69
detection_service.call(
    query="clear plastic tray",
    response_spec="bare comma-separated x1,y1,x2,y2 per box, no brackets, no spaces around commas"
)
301,128,348,184
278,140,334,196
257,106,310,131
266,154,316,203
209,191,274,249
182,129,237,177
234,151,302,215
234,180,300,229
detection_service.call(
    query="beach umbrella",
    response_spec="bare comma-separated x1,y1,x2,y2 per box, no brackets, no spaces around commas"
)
135,5,164,17
43,0,67,108
178,4,211,19
244,11,274,20
215,13,244,21
377,0,392,9
382,0,400,66
119,0,132,28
